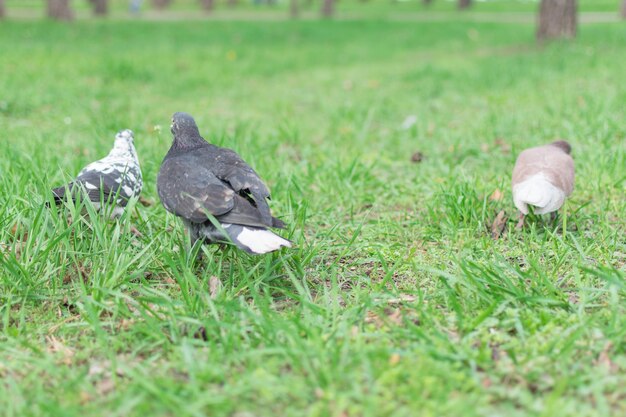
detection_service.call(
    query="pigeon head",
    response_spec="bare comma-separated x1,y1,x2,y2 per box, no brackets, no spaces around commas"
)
550,140,572,155
171,112,200,136
114,129,134,146
110,129,137,158
170,112,205,149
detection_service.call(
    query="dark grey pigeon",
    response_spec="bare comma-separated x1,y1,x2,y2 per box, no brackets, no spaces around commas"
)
52,129,142,217
157,112,291,255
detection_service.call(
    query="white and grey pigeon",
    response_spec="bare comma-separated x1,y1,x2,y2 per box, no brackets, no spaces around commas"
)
512,140,575,225
51,129,142,217
157,112,291,255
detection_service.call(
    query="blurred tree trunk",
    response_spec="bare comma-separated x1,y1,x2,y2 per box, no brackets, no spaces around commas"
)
47,0,73,20
0,0,5,19
621,0,626,19
290,0,298,17
93,0,107,15
228,0,238,7
423,0,433,5
201,0,214,12
537,0,577,40
152,0,171,10
458,0,471,9
321,0,334,17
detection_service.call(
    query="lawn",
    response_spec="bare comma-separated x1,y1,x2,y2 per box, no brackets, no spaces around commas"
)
1,10,626,417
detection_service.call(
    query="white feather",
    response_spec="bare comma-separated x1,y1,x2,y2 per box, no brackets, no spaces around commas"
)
513,173,566,215
235,227,292,254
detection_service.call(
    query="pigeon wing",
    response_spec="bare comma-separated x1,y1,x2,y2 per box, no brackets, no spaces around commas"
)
207,147,273,224
157,157,236,223
216,194,286,229
52,174,122,206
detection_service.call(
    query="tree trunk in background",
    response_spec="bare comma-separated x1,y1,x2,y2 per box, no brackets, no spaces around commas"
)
290,0,299,17
321,0,334,17
537,0,577,40
93,0,107,15
152,0,171,10
458,0,471,9
228,0,238,7
423,0,433,5
201,0,214,13
47,0,73,20
0,0,5,19
621,0,626,19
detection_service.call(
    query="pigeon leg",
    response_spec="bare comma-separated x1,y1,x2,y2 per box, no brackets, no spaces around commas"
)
515,212,525,230
550,211,558,223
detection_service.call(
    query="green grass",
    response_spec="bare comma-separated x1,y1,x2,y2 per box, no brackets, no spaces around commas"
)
3,0,623,16
1,12,626,417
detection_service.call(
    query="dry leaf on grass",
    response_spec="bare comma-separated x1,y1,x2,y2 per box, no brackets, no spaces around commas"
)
365,308,403,327
46,335,74,365
491,210,508,240
130,226,143,238
138,196,155,207
88,360,126,396
209,276,222,299
489,189,504,201
494,138,511,154
410,151,425,163
595,342,618,373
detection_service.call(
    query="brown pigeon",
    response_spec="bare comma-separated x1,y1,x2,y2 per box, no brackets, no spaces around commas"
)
512,140,575,226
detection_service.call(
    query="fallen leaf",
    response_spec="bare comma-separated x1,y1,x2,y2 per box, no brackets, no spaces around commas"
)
489,189,504,202
350,325,359,338
494,138,511,154
79,391,92,404
387,309,402,325
209,276,222,299
138,196,154,207
130,226,143,238
389,353,401,365
46,335,74,365
410,151,425,163
88,361,108,377
96,377,116,396
490,210,508,240
595,342,618,373
567,292,579,305
365,311,382,326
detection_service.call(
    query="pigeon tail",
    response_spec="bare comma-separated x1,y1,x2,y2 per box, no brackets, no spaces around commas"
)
513,173,565,215
223,224,292,255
